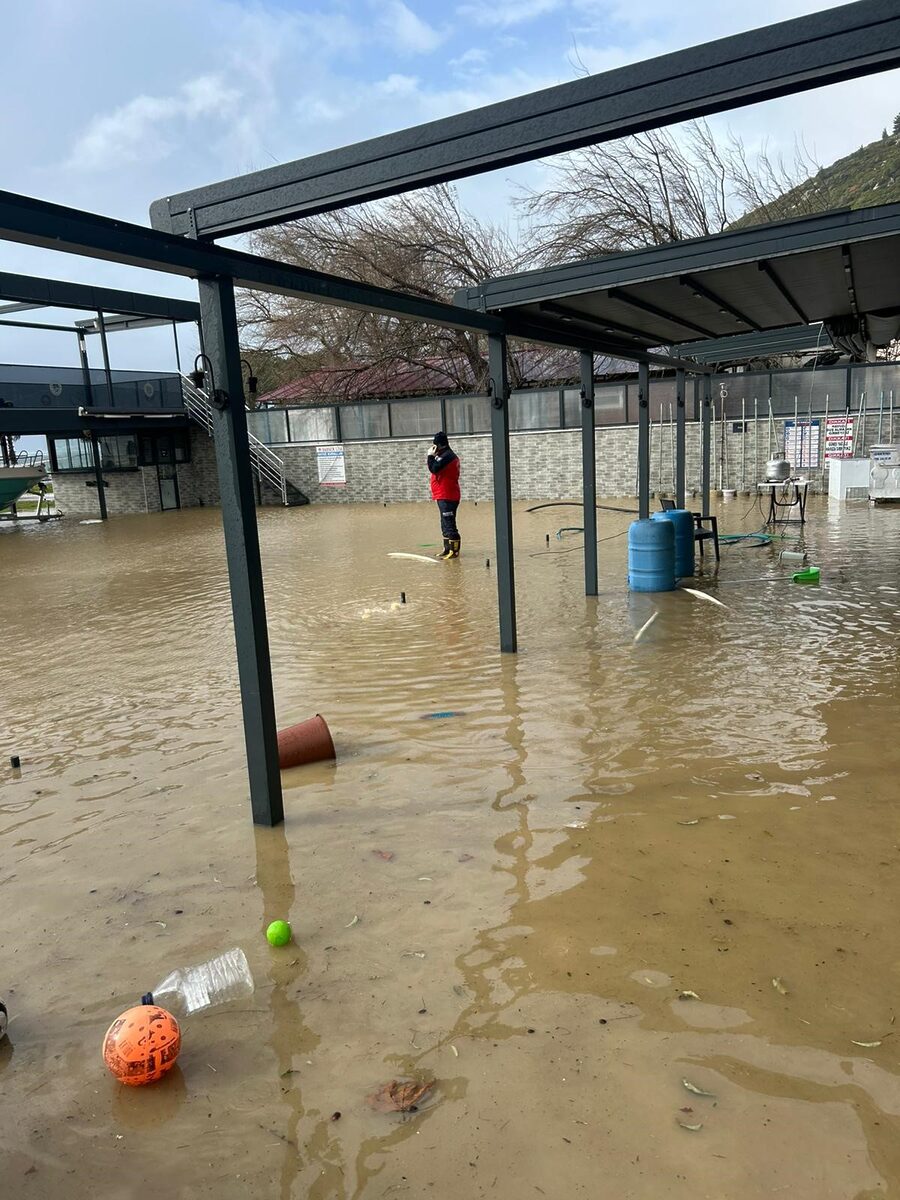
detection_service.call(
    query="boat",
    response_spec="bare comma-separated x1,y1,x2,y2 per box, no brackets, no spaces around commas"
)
0,452,48,512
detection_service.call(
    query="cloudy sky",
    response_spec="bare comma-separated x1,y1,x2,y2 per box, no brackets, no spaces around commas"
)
3,0,899,376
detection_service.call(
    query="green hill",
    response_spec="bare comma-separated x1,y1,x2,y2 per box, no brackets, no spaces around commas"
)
741,119,900,225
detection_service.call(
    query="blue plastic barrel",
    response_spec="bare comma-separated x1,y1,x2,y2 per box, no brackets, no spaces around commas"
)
628,518,676,592
652,509,695,579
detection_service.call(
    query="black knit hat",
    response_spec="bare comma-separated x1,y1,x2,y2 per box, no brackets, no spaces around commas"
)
433,431,449,447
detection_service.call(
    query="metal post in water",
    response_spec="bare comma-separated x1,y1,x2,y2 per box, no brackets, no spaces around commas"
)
675,371,686,508
890,389,895,445
741,398,746,491
753,397,759,486
580,350,597,597
669,401,675,495
823,392,830,477
488,333,517,653
637,363,651,519
198,276,283,827
711,396,717,493
878,389,884,444
792,394,798,470
701,378,712,519
89,432,108,521
767,398,774,459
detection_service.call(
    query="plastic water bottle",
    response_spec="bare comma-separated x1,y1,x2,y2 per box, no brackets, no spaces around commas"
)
141,947,254,1017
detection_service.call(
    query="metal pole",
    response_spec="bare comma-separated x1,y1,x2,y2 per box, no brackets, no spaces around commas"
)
580,350,597,597
76,330,94,407
172,320,182,373
637,362,650,519
668,401,675,495
701,377,712,519
198,276,283,827
740,398,745,490
656,401,663,496
806,386,813,472
711,395,717,492
753,396,759,486
489,332,517,653
890,388,894,444
823,392,830,474
96,310,115,407
878,389,884,444
90,431,108,520
767,398,774,459
675,370,686,508
648,409,653,499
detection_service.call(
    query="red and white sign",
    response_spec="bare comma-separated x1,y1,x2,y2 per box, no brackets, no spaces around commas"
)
825,415,855,460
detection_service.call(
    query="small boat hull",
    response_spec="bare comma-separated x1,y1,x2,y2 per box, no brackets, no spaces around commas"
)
0,466,45,511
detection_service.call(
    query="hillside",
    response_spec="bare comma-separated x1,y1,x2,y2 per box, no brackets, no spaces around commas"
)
741,121,900,225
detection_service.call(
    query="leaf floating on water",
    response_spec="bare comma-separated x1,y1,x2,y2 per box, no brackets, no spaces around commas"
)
345,915,360,928
772,977,789,996
680,586,729,610
678,991,701,1001
633,611,659,643
677,1121,704,1132
367,1079,433,1114
851,1040,882,1048
682,1079,717,1099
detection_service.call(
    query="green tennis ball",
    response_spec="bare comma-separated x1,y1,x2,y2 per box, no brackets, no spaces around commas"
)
266,920,292,947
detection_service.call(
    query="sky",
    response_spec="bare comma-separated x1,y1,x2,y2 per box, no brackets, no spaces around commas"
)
3,0,900,382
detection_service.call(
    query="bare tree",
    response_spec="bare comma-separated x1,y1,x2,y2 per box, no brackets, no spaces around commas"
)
239,184,539,396
520,120,822,263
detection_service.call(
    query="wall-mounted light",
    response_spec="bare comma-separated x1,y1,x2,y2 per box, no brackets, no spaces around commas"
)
240,358,258,397
190,353,229,411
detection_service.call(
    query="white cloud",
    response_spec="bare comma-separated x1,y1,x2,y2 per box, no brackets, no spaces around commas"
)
375,73,423,96
450,47,489,71
378,0,445,53
457,0,563,28
66,75,241,171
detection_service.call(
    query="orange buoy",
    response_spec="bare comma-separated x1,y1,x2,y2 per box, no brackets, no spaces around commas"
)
102,1004,181,1086
277,714,336,769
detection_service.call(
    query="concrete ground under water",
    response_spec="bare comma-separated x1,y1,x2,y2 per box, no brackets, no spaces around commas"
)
0,495,898,1199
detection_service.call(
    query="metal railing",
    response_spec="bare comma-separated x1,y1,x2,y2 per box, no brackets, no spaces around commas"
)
7,449,47,470
180,375,289,505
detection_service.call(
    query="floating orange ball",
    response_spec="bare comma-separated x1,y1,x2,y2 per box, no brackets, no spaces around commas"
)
102,1004,181,1086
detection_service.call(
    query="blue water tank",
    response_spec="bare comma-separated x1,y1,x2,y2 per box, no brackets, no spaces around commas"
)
652,509,695,579
628,518,676,592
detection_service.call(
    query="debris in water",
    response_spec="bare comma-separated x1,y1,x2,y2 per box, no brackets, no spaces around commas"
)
452,985,468,999
421,711,465,720
450,1045,459,1057
677,819,700,826
682,1079,716,1098
851,1040,882,1048
402,951,427,959
331,1111,342,1121
367,1079,433,1114
746,773,764,782
458,853,474,863
678,1121,704,1132
680,587,729,610
388,552,440,565
345,915,360,928
633,611,659,643
417,876,433,882
772,977,789,996
678,991,701,1001
372,850,395,862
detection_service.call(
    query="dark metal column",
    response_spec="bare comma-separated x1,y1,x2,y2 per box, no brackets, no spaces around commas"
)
89,431,108,520
76,330,94,407
172,321,182,373
675,369,686,508
96,311,115,406
701,376,712,519
198,276,284,826
489,332,516,653
580,350,597,596
637,362,650,519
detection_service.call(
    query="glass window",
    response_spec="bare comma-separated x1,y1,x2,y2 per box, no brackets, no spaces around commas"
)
563,388,582,428
595,385,627,425
247,409,288,444
98,435,138,469
510,390,562,430
340,403,390,440
287,407,338,443
51,437,93,471
445,395,490,435
849,365,900,415
770,368,849,417
389,398,442,438
174,431,191,463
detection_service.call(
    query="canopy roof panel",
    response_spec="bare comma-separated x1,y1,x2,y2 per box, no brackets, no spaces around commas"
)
456,203,900,359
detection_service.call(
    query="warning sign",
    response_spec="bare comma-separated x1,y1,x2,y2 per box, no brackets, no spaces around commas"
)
825,415,855,461
316,444,346,486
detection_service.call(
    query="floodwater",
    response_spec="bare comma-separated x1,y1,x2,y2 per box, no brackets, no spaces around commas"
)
1,495,898,1200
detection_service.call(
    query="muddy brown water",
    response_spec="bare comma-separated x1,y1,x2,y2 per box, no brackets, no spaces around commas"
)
1,496,898,1199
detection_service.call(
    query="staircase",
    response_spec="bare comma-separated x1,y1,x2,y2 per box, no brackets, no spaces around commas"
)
180,375,308,507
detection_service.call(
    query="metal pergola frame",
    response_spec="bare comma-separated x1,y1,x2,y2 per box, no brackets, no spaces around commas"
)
2,0,897,826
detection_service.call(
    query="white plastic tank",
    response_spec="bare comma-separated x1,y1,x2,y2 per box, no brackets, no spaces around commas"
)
869,444,900,502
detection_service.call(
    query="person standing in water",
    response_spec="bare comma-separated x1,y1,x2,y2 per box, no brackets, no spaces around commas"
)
427,431,461,559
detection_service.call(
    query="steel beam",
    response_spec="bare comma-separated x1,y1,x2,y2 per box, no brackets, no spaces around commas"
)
198,276,284,827
149,2,900,238
637,362,650,519
701,378,712,518
608,288,717,339
76,330,94,409
756,261,810,324
580,351,598,596
96,311,115,407
502,314,712,372
0,269,198,323
679,274,761,330
89,432,108,521
488,333,516,654
675,369,686,508
0,409,188,435
538,300,658,346
0,191,503,336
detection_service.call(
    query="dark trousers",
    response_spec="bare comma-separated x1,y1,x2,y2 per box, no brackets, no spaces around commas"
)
437,500,460,540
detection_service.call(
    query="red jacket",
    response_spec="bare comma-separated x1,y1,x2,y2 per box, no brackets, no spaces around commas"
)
428,449,460,501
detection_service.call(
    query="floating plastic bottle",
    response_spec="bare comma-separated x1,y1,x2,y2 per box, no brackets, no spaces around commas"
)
141,947,253,1018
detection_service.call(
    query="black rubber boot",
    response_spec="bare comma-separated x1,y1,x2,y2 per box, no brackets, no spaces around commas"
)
437,538,452,559
446,538,461,559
